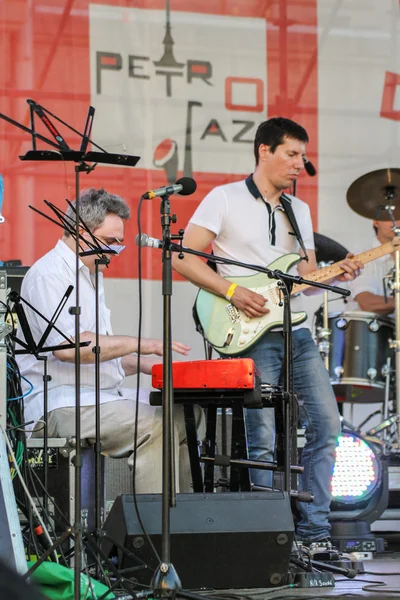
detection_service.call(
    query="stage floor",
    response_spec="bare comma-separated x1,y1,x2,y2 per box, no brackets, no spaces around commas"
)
218,554,400,600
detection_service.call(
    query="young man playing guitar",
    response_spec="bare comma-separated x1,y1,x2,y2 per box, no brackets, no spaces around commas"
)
172,117,363,544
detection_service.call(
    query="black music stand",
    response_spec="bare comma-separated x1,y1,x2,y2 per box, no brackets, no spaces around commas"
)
11,288,90,518
0,100,140,598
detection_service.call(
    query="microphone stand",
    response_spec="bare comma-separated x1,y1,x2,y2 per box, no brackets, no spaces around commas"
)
379,205,400,446
150,193,181,596
143,229,349,597
93,253,110,579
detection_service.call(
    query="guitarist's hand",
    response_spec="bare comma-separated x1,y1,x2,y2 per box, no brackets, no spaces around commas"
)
337,253,363,282
231,286,270,318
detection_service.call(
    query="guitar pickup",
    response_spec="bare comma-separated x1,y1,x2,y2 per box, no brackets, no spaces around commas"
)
226,304,241,323
223,328,235,347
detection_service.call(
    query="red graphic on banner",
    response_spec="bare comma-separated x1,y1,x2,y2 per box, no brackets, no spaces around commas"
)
381,71,400,121
225,77,264,112
0,0,318,281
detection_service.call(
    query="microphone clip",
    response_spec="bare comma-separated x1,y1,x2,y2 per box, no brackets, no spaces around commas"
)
171,229,185,259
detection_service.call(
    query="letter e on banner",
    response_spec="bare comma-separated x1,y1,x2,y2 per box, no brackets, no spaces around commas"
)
380,71,400,121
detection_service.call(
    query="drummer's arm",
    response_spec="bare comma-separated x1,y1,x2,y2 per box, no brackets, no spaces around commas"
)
355,292,395,316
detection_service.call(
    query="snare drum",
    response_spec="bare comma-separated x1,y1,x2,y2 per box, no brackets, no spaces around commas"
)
328,311,394,402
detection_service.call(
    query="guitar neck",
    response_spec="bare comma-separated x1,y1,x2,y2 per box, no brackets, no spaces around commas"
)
292,241,394,295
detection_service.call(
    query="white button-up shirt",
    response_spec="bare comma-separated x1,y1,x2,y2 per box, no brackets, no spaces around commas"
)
17,240,127,427
347,237,394,312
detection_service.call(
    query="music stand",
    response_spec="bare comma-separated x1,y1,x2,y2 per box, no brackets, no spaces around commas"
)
0,100,140,598
10,288,90,517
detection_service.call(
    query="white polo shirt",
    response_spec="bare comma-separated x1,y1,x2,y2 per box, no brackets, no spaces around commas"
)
189,179,315,316
17,240,127,428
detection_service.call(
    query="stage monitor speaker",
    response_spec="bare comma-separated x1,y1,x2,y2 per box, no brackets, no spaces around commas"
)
102,491,294,589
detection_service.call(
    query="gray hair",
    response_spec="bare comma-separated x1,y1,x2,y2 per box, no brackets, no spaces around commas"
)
63,188,130,236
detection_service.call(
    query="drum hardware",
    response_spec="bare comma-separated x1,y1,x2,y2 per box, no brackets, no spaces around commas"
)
384,267,395,297
325,311,394,403
317,290,331,370
315,261,336,370
347,169,400,445
317,332,330,362
336,317,348,330
313,239,349,370
389,338,400,350
366,415,399,437
385,214,400,445
368,319,380,332
382,358,392,427
334,366,344,379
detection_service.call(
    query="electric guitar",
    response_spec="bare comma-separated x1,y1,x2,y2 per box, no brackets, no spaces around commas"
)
194,238,400,356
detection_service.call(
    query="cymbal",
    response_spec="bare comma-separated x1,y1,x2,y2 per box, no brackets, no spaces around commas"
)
313,232,348,264
347,168,400,220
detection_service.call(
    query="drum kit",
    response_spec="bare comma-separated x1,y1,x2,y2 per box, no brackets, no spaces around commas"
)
314,168,400,449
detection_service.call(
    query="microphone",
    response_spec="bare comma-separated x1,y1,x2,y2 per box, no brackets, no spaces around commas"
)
303,156,317,176
136,233,163,249
142,176,197,199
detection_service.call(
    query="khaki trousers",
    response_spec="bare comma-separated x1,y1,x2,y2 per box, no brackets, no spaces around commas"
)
33,399,204,494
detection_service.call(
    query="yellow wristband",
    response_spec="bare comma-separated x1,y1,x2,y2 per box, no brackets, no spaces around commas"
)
225,283,238,302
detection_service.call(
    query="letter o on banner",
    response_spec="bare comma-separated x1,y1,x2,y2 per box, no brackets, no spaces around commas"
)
225,77,264,112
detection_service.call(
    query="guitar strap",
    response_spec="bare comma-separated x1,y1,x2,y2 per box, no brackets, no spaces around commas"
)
245,174,309,262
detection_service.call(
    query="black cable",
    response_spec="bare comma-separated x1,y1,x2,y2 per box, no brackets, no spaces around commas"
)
28,465,71,530
238,596,362,600
363,570,400,576
127,193,162,566
6,349,69,567
25,463,69,565
195,588,296,599
362,582,400,594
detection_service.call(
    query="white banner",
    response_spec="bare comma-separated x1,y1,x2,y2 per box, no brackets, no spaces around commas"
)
89,4,267,176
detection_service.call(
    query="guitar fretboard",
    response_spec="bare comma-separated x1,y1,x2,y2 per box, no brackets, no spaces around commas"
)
292,240,396,295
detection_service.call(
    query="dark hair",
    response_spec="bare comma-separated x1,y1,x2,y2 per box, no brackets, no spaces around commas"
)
373,224,378,235
254,117,309,164
64,188,130,236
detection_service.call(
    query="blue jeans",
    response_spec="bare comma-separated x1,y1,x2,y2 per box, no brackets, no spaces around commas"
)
241,328,341,542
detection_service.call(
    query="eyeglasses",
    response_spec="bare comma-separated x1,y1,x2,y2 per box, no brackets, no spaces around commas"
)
95,236,126,255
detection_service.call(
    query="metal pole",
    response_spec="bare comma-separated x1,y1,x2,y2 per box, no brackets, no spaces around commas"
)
150,194,181,596
395,248,400,443
0,272,8,430
323,291,329,371
73,165,82,599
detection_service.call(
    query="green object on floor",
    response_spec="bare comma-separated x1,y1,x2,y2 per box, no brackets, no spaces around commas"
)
27,561,116,600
